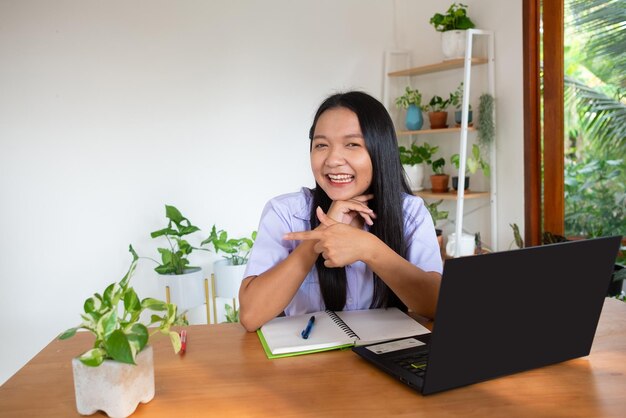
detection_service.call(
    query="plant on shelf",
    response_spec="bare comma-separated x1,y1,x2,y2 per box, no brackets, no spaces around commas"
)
148,204,209,313
425,95,451,129
58,246,184,417
450,144,491,190
150,205,205,275
429,157,450,193
478,93,495,146
202,226,257,323
448,82,473,126
399,142,439,166
395,86,424,130
201,225,257,266
399,142,439,191
429,3,476,32
429,3,477,60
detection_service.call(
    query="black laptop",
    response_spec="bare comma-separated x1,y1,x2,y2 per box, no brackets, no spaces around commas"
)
353,235,622,395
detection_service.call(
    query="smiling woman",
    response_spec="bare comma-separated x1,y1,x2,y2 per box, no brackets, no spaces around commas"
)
237,91,444,332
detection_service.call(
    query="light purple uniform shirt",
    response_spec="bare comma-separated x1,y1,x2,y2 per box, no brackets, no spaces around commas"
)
244,188,443,317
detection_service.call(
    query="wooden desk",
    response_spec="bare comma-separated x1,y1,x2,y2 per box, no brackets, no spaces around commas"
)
1,298,625,417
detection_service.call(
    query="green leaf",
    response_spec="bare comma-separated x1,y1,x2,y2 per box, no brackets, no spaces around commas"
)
98,309,118,339
127,323,149,353
165,205,185,224
105,330,135,364
150,227,177,238
179,225,200,236
78,348,107,367
141,298,168,311
169,331,182,354
123,287,141,313
58,327,78,340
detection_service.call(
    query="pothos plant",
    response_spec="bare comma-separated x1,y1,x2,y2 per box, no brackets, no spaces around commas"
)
399,142,439,166
201,225,257,266
150,205,207,275
429,3,476,32
450,144,491,176
58,246,183,366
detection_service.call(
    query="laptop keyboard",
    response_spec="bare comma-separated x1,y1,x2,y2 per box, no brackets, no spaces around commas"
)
393,350,429,377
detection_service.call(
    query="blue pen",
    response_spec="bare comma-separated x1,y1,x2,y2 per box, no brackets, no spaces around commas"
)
301,315,316,339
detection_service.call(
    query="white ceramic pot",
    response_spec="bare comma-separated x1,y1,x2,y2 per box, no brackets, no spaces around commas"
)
403,163,425,191
72,346,154,418
446,232,475,257
441,30,467,60
157,267,205,311
213,259,247,299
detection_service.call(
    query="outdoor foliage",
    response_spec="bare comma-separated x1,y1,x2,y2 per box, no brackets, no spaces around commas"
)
564,0,625,254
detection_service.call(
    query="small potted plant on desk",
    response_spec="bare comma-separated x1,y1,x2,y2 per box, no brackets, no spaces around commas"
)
399,142,438,191
426,95,451,129
429,157,449,193
429,2,476,60
450,144,490,190
201,226,257,323
449,82,473,126
58,246,183,418
149,205,210,314
395,86,424,131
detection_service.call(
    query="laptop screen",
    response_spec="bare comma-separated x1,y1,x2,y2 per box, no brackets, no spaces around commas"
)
422,236,621,394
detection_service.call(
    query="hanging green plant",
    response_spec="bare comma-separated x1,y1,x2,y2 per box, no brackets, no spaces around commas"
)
478,94,495,146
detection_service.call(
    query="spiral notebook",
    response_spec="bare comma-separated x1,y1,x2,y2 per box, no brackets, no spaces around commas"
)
257,307,430,359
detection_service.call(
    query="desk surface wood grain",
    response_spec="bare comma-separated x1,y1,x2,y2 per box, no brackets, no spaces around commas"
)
1,298,625,418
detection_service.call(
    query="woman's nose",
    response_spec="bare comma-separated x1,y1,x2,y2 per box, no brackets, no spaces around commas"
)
325,146,346,167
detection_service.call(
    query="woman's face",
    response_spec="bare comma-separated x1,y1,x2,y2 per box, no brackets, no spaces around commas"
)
310,107,373,201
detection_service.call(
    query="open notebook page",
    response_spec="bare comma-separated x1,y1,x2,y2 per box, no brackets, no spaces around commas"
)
336,308,430,345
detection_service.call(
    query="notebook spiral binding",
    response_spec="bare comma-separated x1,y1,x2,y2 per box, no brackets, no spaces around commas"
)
325,310,360,340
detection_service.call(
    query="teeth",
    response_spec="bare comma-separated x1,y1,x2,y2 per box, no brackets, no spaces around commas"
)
328,174,354,183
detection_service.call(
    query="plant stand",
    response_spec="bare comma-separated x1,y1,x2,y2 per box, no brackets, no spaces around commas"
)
72,346,154,418
211,260,247,323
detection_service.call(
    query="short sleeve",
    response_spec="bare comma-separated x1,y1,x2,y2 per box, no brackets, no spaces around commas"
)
403,194,444,274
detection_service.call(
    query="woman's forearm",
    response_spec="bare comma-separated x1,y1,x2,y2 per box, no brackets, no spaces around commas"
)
238,239,319,331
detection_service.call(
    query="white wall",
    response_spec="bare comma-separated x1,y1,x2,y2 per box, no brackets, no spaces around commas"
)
0,0,523,384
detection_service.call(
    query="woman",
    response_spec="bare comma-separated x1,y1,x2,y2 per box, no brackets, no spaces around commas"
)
239,91,442,331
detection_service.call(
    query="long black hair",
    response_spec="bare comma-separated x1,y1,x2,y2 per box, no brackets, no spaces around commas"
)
308,91,412,311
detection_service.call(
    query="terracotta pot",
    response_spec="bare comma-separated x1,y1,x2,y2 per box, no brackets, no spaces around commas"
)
430,174,450,193
428,111,448,129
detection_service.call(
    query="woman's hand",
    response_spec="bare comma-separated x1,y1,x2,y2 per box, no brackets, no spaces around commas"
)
284,206,376,267
326,194,376,227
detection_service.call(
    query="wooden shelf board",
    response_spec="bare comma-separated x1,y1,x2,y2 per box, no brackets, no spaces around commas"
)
398,126,476,136
414,189,489,200
388,58,488,77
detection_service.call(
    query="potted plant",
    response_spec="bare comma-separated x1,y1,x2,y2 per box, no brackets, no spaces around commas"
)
201,226,257,323
429,156,449,193
448,82,473,126
425,95,450,129
429,3,476,60
425,199,449,260
450,144,491,190
149,205,209,312
58,246,183,418
395,86,424,130
398,142,439,191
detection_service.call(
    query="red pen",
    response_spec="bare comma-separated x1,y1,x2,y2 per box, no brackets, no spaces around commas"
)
180,330,187,355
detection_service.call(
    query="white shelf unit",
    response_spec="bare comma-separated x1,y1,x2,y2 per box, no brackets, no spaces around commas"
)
384,29,497,256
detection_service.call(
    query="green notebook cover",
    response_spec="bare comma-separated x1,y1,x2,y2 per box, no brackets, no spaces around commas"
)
257,328,354,359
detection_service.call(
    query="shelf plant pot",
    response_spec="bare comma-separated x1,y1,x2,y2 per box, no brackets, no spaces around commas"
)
157,267,205,312
454,110,473,126
441,30,467,60
428,111,448,129
405,104,424,130
403,163,425,191
430,174,450,193
452,176,470,191
72,346,155,418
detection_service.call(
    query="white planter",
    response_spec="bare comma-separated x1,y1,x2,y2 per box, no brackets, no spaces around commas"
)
72,346,154,418
441,30,467,60
403,163,425,191
213,259,247,299
157,267,205,311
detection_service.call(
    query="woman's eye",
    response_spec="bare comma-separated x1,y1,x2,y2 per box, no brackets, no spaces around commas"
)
347,143,361,148
313,143,327,149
